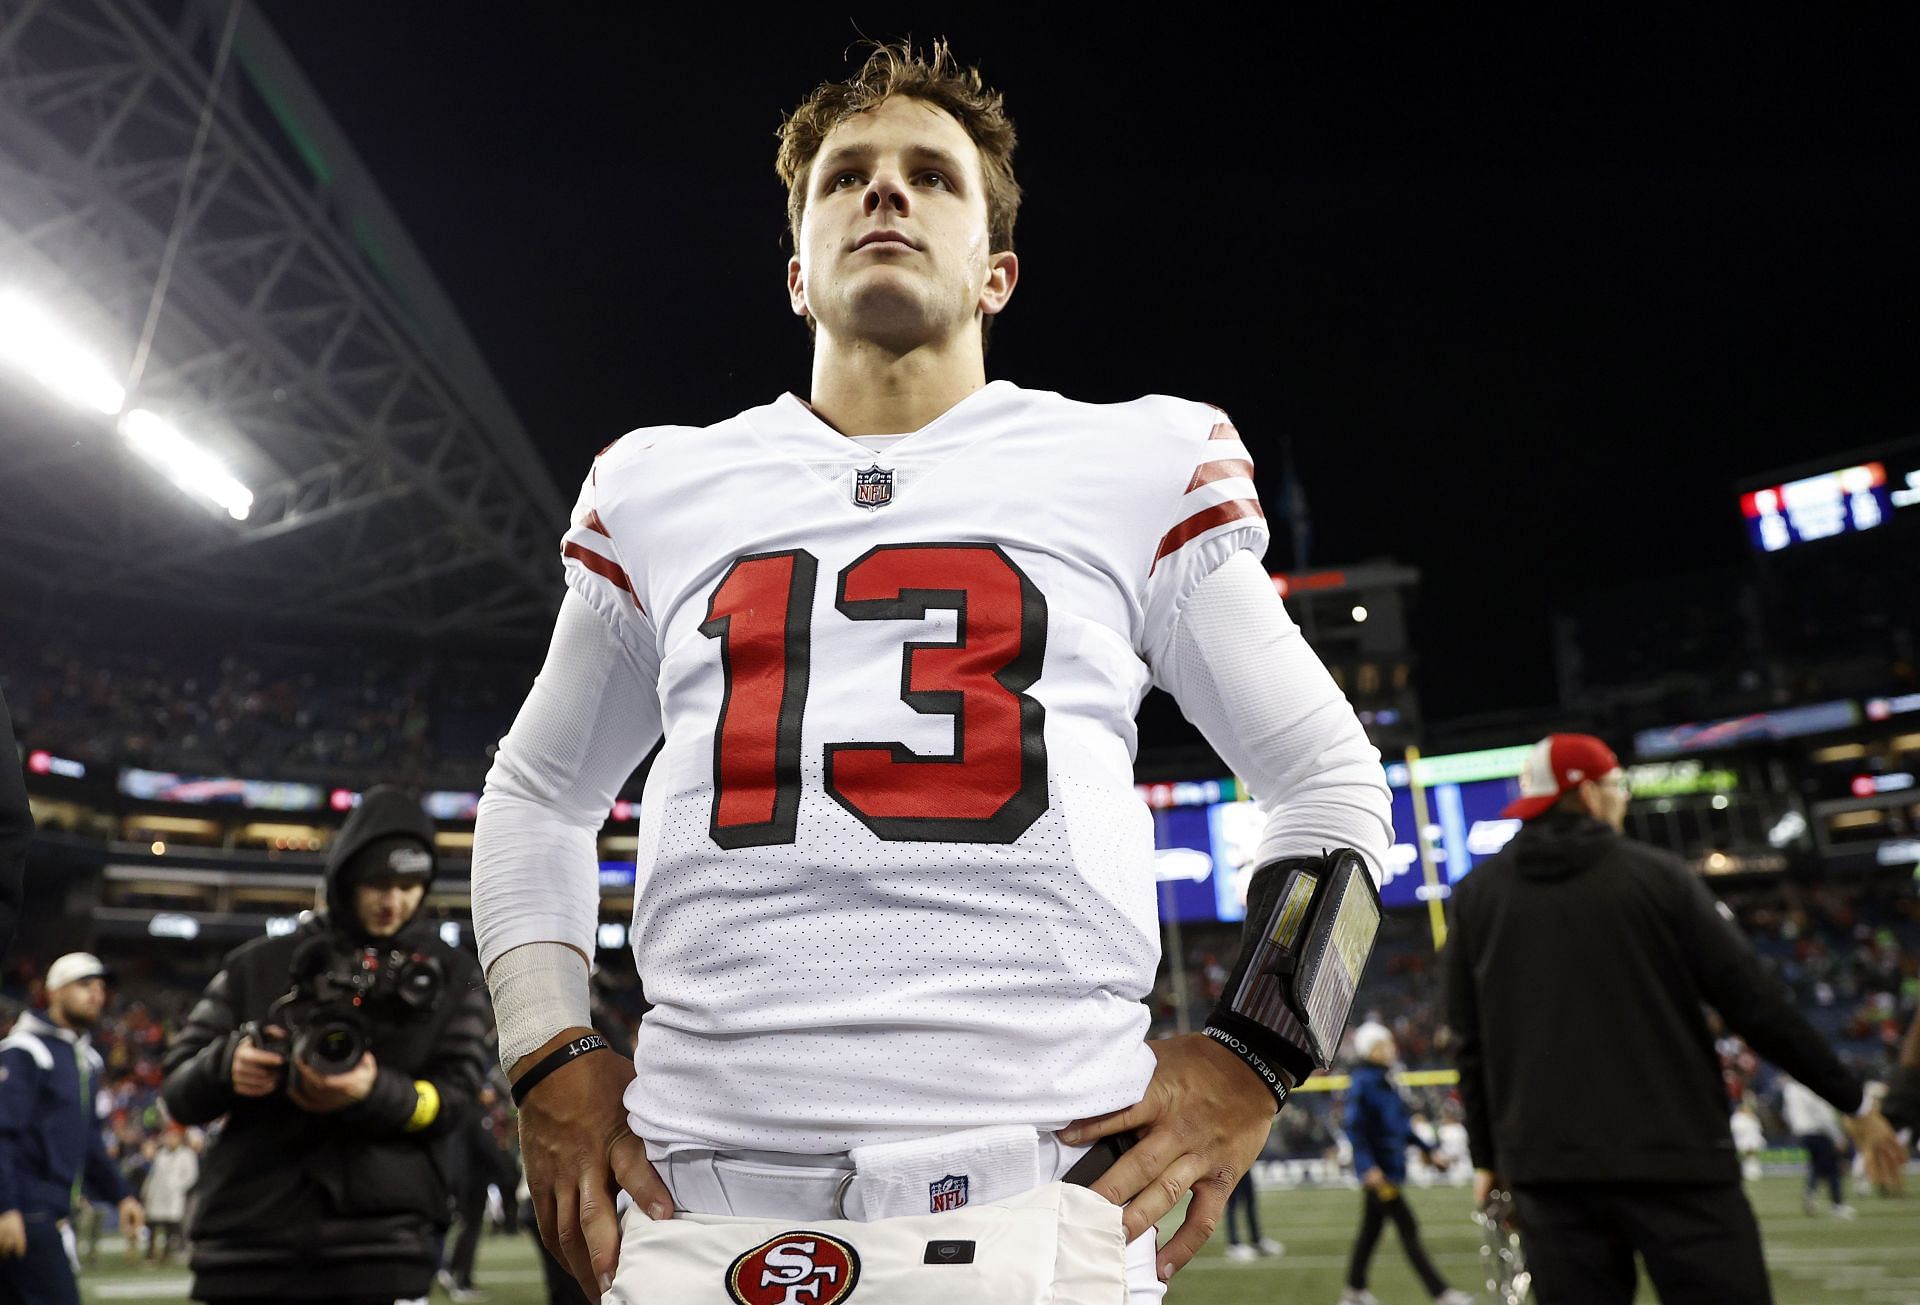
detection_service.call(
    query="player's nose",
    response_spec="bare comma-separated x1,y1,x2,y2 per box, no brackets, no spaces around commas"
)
863,169,910,216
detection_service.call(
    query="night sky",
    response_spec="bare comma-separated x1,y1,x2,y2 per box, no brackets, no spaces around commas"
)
252,6,1920,719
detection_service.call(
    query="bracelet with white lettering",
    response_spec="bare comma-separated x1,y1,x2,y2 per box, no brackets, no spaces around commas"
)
510,1033,612,1108
1202,1022,1295,1108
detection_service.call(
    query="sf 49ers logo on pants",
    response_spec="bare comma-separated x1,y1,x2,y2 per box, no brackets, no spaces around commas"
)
725,1231,862,1305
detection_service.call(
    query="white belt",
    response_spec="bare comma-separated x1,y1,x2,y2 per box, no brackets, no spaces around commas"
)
658,1125,1090,1222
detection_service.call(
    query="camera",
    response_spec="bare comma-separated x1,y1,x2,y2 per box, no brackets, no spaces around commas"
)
244,934,445,1076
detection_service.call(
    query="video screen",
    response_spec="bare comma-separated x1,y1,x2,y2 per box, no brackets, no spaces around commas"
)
1151,775,1528,923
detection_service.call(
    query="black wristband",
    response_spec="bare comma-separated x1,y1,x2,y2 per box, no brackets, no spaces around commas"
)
510,1033,612,1107
1202,1020,1300,1108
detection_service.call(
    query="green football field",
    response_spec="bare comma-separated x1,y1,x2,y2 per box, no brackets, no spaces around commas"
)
73,1175,1919,1304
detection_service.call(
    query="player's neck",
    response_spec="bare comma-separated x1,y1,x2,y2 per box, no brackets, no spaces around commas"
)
806,330,988,437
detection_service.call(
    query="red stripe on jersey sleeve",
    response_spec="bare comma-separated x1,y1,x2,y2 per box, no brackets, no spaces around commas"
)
1151,498,1266,571
563,542,645,613
1208,421,1241,441
1185,458,1256,493
583,508,613,538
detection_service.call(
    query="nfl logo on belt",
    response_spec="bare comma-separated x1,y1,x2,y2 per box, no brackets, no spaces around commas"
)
928,1174,968,1213
852,464,894,509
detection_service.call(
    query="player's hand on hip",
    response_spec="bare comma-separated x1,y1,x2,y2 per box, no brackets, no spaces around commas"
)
513,1026,670,1300
1361,1166,1386,1193
1061,1032,1278,1283
1842,1106,1907,1195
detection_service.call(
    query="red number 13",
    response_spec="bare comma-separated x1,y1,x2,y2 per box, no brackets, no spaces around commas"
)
699,543,1048,847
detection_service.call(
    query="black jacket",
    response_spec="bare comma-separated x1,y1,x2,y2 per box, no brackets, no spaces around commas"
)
1446,811,1861,1186
0,689,31,963
161,789,489,1300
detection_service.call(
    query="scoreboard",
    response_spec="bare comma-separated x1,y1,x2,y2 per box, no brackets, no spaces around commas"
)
1739,444,1920,555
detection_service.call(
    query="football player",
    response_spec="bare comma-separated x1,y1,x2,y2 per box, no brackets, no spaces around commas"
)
473,39,1391,1303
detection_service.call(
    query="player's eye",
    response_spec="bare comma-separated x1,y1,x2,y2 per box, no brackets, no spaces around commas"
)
829,171,864,191
918,171,952,190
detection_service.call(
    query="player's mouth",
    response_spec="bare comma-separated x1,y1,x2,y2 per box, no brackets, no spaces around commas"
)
854,229,917,252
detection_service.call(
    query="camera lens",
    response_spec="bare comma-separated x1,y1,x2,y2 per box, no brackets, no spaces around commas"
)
300,1018,367,1077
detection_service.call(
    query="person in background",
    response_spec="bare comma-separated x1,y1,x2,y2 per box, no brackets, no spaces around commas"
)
1448,733,1905,1305
0,953,145,1305
1729,1100,1766,1184
1220,1168,1284,1263
141,1124,199,1264
1339,1021,1473,1305
1780,1075,1852,1218
0,691,30,965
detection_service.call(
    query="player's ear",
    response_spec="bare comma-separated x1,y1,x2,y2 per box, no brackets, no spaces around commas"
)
979,249,1018,317
787,255,809,319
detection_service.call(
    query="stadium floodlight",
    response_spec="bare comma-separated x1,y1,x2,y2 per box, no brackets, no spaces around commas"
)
0,289,127,415
119,407,255,520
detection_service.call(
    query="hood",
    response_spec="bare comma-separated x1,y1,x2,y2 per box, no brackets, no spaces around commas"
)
324,786,437,945
1508,808,1619,882
17,1009,83,1048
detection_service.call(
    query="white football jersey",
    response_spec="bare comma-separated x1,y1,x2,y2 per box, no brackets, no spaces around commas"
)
561,380,1267,1153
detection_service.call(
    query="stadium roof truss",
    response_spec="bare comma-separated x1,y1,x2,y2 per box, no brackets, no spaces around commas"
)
0,0,569,638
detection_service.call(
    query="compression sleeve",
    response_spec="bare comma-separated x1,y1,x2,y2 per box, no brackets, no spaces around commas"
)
471,586,663,1063
1152,549,1393,876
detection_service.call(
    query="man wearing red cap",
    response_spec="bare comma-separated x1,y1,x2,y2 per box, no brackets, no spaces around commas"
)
1447,733,1906,1305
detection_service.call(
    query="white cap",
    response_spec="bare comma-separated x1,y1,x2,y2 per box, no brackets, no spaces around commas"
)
45,952,110,991
1352,1021,1394,1060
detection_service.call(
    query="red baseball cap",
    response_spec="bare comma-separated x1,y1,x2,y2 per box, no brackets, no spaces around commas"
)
1502,734,1623,821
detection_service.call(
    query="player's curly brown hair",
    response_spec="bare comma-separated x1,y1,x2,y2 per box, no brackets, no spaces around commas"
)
776,39,1022,259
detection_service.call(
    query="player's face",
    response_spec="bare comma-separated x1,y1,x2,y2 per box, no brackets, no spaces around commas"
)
353,879,426,937
788,96,1017,351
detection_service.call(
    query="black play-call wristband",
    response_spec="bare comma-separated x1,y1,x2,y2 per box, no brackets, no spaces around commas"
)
1203,1017,1306,1108
510,1032,612,1107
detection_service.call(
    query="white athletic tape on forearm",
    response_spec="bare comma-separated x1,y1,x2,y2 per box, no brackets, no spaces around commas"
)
489,940,593,1072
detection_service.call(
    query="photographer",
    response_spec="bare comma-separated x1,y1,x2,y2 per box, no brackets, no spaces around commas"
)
162,787,488,1304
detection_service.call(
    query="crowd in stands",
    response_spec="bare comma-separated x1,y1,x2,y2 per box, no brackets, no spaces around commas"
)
3,635,529,791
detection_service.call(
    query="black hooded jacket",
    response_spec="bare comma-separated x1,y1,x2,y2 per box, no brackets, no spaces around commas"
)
161,788,489,1300
1446,810,1861,1186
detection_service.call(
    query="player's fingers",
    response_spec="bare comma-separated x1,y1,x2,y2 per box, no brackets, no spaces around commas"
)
1120,1150,1213,1245
527,1168,575,1290
577,1160,626,1295
1083,1125,1179,1208
1062,1097,1158,1146
549,1177,601,1302
1157,1165,1235,1280
608,1131,673,1221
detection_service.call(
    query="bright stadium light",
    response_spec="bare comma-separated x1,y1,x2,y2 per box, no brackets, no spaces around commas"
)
0,289,127,415
119,407,254,520
1351,605,1369,622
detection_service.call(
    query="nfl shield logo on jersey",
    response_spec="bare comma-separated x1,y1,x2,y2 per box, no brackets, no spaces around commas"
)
851,464,894,509
928,1174,969,1213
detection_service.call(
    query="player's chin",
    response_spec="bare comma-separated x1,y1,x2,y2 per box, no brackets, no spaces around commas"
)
836,284,948,348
